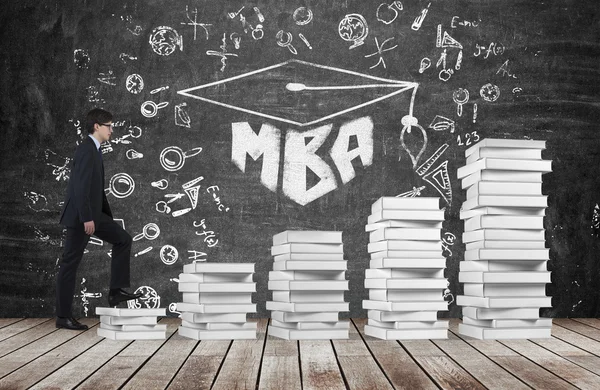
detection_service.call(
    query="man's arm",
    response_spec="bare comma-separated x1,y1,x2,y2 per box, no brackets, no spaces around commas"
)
72,145,94,224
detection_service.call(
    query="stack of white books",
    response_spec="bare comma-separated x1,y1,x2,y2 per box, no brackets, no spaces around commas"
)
456,138,553,339
96,307,166,340
266,230,349,340
176,262,257,339
363,197,449,340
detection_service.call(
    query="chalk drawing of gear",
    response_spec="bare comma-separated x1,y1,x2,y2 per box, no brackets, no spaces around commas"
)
159,146,202,172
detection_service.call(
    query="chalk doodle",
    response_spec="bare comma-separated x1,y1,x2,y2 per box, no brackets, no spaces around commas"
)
73,49,90,69
451,16,480,28
207,185,230,212
168,303,181,316
180,5,211,41
188,250,207,261
452,88,469,117
416,143,449,176
127,286,161,309
364,37,398,69
133,223,160,242
400,115,427,168
436,24,463,49
125,74,144,94
97,70,116,86
207,33,238,72
78,278,102,317
183,176,204,210
411,2,431,31
473,103,478,123
194,219,219,248
457,131,480,146
455,50,463,70
443,280,454,305
228,6,265,40
125,149,143,160
293,7,313,25
439,68,454,82
159,146,202,172
86,86,105,104
151,86,169,94
592,203,600,236
419,57,431,73
497,59,517,79
429,115,455,133
397,186,426,198
121,14,142,35
160,245,179,265
149,26,183,56
436,48,447,70
298,33,312,50
106,173,135,199
24,192,49,212
416,144,452,205
276,30,297,55
141,100,169,118
474,42,505,59
175,103,191,128
376,2,403,25
44,149,71,181
151,179,169,190
119,53,138,63
156,201,171,214
441,232,456,257
480,83,501,102
134,246,153,257
111,125,142,145
339,14,369,49
512,87,523,94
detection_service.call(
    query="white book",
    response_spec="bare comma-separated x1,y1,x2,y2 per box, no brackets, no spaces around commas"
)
97,328,166,340
180,311,247,324
460,260,548,272
266,301,349,312
456,295,551,308
464,215,544,231
367,319,449,330
368,240,441,253
182,292,253,304
371,197,441,212
176,302,256,314
183,262,255,274
364,278,447,290
272,260,347,271
272,290,346,303
99,323,167,332
371,250,443,259
273,230,342,245
369,289,443,302
181,321,256,330
273,253,344,261
178,273,253,283
464,138,546,156
462,170,543,189
462,306,540,320
271,320,349,330
269,270,346,281
370,228,441,242
368,209,445,224
466,147,544,164
268,280,348,291
178,326,256,340
465,240,546,250
364,325,447,340
463,229,545,243
366,268,445,279
363,300,448,312
271,243,343,255
95,307,166,317
370,258,446,269
458,323,551,339
99,316,157,326
460,207,546,219
459,271,551,284
464,249,549,261
269,326,348,340
463,283,547,297
367,310,439,322
178,282,256,293
365,220,443,232
462,317,552,328
467,181,542,198
462,195,548,211
271,311,339,322
457,158,552,179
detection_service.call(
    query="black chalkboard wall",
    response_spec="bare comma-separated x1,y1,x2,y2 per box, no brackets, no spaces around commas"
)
1,0,599,319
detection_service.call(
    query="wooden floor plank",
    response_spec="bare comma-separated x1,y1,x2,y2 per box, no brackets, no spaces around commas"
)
299,340,346,390
531,336,600,376
352,318,437,390
0,318,50,343
75,318,178,390
573,318,600,330
210,318,267,390
551,324,600,356
167,338,230,390
331,319,393,390
0,319,59,358
0,319,102,390
0,318,98,380
554,319,600,342
259,321,301,390
0,318,24,329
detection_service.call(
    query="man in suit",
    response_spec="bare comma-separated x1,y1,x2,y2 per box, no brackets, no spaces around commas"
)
56,108,141,330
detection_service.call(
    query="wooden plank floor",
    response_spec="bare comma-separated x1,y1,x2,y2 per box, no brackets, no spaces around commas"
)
1,318,600,389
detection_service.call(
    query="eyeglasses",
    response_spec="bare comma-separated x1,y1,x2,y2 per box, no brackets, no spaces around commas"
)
98,123,114,129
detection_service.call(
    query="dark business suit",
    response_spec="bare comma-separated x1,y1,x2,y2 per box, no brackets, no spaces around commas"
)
57,136,132,317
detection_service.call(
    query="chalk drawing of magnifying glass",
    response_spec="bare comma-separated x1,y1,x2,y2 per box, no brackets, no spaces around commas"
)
133,222,161,242
105,173,135,199
452,88,469,117
141,101,169,118
276,30,298,55
159,146,202,172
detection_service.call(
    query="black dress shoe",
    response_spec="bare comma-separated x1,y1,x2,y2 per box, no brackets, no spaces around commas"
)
108,288,143,307
56,317,89,330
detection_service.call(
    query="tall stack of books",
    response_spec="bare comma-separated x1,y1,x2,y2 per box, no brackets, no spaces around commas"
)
456,138,553,339
363,197,449,340
96,307,166,340
266,230,349,340
176,262,257,340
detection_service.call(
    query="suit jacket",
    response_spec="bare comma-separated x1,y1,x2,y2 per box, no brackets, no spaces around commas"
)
59,136,112,227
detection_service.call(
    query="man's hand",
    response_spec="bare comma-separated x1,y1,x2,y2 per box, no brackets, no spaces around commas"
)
84,221,95,235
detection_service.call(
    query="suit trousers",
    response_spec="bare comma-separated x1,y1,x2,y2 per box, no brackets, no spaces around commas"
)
56,212,133,317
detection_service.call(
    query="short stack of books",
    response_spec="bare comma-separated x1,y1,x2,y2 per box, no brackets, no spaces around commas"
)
266,230,349,340
176,262,257,339
363,197,449,340
456,138,553,339
96,307,166,340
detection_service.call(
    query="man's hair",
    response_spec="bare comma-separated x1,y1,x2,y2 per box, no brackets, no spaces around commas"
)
85,108,113,134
